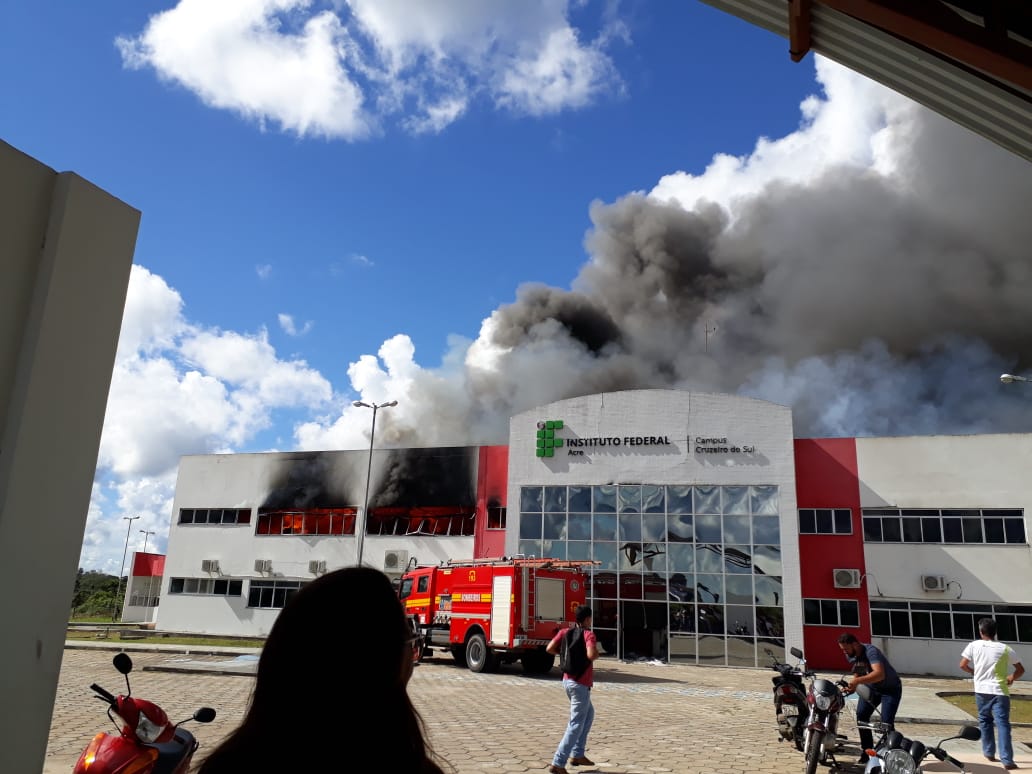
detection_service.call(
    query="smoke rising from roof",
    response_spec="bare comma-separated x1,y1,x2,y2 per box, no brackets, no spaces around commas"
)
297,58,1032,450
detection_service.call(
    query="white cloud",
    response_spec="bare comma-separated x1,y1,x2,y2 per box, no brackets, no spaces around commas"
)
116,0,624,138
256,263,273,279
351,253,374,267
278,312,314,336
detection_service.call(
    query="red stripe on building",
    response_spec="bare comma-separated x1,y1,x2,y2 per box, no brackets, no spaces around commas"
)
474,446,509,558
131,552,165,577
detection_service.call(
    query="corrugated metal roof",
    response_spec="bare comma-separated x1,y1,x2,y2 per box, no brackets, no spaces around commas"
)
701,0,1032,163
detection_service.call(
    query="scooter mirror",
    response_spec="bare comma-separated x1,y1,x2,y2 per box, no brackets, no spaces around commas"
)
113,653,133,674
790,647,804,659
958,725,981,741
194,707,217,723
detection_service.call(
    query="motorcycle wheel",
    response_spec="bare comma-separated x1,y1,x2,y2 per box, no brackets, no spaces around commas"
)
804,730,823,774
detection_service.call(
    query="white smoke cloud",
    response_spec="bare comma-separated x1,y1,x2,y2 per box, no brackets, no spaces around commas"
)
116,0,624,139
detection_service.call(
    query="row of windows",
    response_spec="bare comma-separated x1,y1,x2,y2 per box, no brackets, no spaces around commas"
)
168,577,244,596
520,484,779,516
179,508,251,525
862,509,1026,544
587,570,784,607
804,598,860,627
256,509,356,536
871,601,1032,643
520,512,781,546
799,509,853,535
168,577,305,609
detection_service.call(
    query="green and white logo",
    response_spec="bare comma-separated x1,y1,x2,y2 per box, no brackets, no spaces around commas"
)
535,419,564,457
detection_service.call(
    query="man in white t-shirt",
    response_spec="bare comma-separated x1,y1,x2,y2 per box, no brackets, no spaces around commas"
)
960,618,1025,770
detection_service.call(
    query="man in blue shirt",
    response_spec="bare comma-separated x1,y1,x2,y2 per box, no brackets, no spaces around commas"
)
839,633,903,761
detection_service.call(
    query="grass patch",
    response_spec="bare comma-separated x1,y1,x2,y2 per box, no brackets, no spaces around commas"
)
70,615,121,623
941,693,1032,724
66,630,263,649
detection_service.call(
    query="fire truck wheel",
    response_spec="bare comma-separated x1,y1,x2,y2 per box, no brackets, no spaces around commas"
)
465,632,496,673
450,645,468,667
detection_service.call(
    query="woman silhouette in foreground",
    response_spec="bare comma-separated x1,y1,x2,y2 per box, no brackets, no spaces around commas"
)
196,566,446,773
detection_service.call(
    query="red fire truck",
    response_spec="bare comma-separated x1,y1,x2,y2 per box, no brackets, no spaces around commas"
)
398,557,595,674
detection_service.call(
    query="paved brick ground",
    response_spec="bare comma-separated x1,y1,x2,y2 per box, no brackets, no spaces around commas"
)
42,650,1030,774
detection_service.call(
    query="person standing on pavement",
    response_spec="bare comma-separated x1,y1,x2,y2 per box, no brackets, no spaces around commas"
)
960,617,1025,770
839,633,904,761
545,605,600,774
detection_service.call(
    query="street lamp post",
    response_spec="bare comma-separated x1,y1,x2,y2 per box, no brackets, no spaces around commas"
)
353,400,398,567
112,515,139,621
139,529,156,555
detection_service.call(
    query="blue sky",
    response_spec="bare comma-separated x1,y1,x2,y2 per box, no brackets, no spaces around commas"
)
4,2,1030,572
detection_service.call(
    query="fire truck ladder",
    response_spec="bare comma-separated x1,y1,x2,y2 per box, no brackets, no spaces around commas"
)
435,557,600,569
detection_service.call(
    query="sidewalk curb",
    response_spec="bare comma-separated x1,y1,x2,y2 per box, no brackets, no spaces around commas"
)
65,641,261,657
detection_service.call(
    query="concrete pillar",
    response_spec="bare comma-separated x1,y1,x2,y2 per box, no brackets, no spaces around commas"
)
0,140,140,773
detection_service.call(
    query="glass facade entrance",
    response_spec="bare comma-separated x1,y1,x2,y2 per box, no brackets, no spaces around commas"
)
518,484,785,667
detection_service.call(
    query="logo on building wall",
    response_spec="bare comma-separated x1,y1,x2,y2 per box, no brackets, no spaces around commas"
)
536,420,565,457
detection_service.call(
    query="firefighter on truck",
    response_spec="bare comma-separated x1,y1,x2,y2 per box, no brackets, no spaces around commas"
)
397,557,597,674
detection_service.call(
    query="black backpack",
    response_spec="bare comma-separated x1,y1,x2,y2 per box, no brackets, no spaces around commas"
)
559,626,589,678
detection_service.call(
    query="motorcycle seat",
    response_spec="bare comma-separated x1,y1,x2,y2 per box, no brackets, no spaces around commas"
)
149,728,196,773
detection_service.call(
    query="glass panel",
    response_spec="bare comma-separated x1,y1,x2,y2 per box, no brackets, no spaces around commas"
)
542,539,564,559
996,615,1017,642
568,486,591,511
169,578,184,594
953,613,975,641
820,599,838,625
1017,616,1032,643
902,518,922,542
567,541,591,562
754,576,783,607
518,539,542,558
619,486,642,513
922,518,942,542
593,513,617,541
184,578,199,594
519,514,542,539
669,572,694,602
667,514,693,542
962,518,983,543
694,485,720,514
1005,519,1026,544
642,514,665,542
179,509,194,524
723,515,751,544
698,633,726,666
567,513,591,540
725,575,753,605
194,509,209,524
799,509,816,534
758,608,784,638
695,544,722,574
863,517,883,542
643,572,667,600
727,607,754,636
542,513,567,540
671,604,695,632
543,486,566,512
642,543,667,573
727,636,756,667
695,514,721,543
666,485,693,514
643,485,664,513
910,611,932,637
931,612,952,639
752,545,782,576
520,487,543,512
889,611,911,637
840,601,859,628
668,543,694,572
618,573,643,599
722,486,750,515
984,519,1005,543
228,580,243,596
696,574,723,605
589,571,617,599
222,509,237,524
881,518,902,542
619,512,642,542
237,509,251,524
592,542,618,570
593,485,617,513
834,509,852,534
595,629,618,656
619,544,644,571
724,545,752,574
753,516,780,545
815,509,833,534
247,585,261,607
751,485,779,515
871,610,891,636
942,518,963,543
669,633,697,661
213,579,228,595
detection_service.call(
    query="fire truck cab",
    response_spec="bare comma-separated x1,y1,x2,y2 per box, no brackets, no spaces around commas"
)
399,557,594,674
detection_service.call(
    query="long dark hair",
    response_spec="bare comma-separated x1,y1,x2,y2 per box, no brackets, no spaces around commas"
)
196,567,445,773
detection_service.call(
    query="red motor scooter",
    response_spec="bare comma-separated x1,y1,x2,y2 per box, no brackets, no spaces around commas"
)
73,652,216,774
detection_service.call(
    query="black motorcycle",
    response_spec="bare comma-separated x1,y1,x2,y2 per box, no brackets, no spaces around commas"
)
766,646,811,751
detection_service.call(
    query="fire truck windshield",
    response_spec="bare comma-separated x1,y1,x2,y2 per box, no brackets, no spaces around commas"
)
398,577,414,599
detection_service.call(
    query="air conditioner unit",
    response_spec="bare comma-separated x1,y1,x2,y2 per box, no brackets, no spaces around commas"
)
200,559,220,574
921,574,948,592
254,558,272,573
833,569,862,589
383,550,409,574
308,560,327,575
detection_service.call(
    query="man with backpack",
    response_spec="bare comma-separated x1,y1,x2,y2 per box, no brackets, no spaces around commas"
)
545,605,599,774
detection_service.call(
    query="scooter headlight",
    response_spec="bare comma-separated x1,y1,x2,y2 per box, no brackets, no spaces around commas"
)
883,749,917,774
134,713,167,744
815,694,833,711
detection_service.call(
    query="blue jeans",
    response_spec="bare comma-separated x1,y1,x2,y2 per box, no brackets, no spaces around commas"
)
976,693,1013,765
856,685,902,751
553,678,594,766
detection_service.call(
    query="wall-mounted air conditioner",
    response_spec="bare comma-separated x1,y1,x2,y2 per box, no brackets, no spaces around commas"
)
921,574,947,592
308,560,327,575
833,568,862,589
254,558,272,573
383,550,409,574
201,559,220,574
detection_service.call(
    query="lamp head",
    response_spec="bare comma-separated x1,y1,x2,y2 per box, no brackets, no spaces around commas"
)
382,400,398,407
1001,374,1016,384
353,401,370,408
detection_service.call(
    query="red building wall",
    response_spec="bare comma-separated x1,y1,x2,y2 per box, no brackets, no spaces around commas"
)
474,446,509,558
794,438,868,669
131,552,165,577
